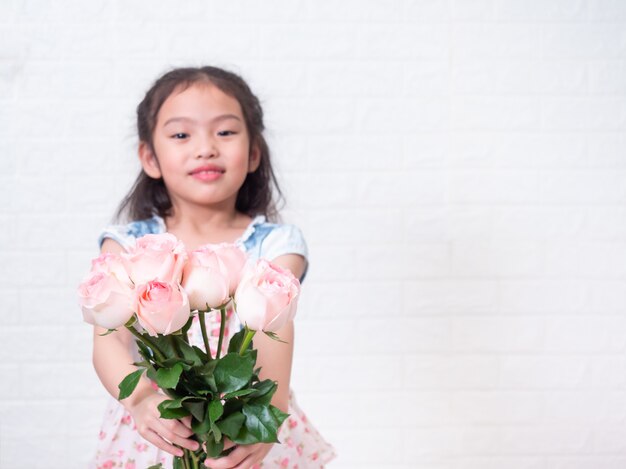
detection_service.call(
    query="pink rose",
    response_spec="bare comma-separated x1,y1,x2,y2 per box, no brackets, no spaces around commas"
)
90,252,132,286
78,270,135,329
122,233,187,285
210,243,247,294
182,243,246,310
135,280,191,336
234,259,300,332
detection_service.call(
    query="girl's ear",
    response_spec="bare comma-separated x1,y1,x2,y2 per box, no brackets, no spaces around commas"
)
248,143,261,173
138,141,162,179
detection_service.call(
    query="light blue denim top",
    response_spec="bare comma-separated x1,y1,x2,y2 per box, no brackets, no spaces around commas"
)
98,214,309,282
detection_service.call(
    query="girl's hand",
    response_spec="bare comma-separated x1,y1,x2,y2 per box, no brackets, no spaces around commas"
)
204,439,273,469
127,391,200,457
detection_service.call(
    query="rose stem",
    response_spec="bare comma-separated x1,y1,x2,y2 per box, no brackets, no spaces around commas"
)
198,310,212,360
215,307,226,359
126,325,166,362
182,448,191,468
238,326,256,356
189,449,200,468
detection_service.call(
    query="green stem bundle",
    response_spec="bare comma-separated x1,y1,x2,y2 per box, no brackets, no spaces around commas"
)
216,307,226,359
126,325,166,362
198,311,212,359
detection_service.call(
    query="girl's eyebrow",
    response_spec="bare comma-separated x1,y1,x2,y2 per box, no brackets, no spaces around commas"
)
162,114,242,127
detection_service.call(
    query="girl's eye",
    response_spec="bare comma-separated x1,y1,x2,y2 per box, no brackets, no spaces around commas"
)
171,133,189,139
218,130,236,137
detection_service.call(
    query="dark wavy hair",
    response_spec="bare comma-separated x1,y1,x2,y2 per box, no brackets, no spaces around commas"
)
113,66,283,223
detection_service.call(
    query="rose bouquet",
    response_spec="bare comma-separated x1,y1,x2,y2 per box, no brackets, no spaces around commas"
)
77,234,300,469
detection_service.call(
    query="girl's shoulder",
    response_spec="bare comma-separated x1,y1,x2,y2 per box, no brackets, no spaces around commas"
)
97,215,166,251
244,216,309,282
242,216,308,263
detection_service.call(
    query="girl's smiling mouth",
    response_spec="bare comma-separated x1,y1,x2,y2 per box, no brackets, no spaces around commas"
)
190,164,225,181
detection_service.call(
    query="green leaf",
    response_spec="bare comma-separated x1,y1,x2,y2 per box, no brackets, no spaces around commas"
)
183,399,205,421
211,421,222,442
222,388,256,400
232,425,257,445
227,328,248,354
270,405,289,428
160,397,183,408
150,334,178,361
146,367,157,382
205,436,224,458
177,340,203,366
193,345,208,361
157,399,190,419
98,328,117,336
263,330,287,343
203,375,218,393
223,398,244,416
156,363,184,390
247,379,277,406
196,360,218,392
242,403,281,443
161,357,193,370
147,464,164,469
118,368,144,400
192,420,211,436
214,353,254,393
199,359,218,374
181,315,194,336
136,339,154,361
217,412,245,439
209,399,224,423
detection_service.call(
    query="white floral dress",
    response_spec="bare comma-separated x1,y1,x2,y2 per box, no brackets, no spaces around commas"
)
90,215,336,469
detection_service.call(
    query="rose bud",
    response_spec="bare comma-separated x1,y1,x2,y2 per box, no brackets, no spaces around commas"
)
122,233,188,285
78,270,135,330
182,243,246,310
234,259,300,332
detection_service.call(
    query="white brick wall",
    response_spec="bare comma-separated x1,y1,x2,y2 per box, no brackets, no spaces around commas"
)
1,1,626,468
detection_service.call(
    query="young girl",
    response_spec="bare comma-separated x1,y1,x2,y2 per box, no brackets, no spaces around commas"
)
90,66,336,469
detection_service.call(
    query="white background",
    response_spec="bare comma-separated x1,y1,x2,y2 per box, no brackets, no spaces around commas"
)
2,1,626,468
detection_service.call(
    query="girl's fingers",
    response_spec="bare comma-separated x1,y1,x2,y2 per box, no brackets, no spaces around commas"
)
180,415,193,430
232,453,255,469
204,444,251,469
165,418,195,439
154,420,199,452
142,428,185,458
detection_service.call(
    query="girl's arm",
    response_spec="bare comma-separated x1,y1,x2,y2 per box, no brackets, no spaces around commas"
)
252,252,306,414
204,253,305,469
92,238,200,457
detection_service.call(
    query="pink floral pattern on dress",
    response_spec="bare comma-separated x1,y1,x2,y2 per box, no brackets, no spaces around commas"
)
90,310,336,468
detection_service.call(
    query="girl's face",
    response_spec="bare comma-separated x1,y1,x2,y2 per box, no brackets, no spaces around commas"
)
139,82,260,214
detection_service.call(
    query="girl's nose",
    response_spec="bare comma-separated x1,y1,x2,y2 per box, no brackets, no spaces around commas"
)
195,136,217,159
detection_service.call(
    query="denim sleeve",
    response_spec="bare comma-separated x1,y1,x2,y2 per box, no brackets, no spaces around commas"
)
97,217,164,251
97,224,136,251
259,224,309,282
